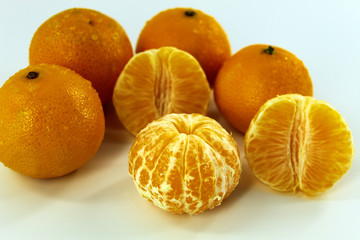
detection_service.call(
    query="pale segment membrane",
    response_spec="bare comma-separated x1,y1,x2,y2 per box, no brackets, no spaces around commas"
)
128,113,241,214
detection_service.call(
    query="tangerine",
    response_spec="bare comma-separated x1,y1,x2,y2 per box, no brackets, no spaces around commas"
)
214,44,313,134
244,94,354,196
29,8,133,104
0,64,105,178
136,7,231,87
129,113,241,214
112,47,211,135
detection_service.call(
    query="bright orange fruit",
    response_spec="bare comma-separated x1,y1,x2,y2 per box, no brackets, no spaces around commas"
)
129,113,241,214
112,47,211,135
214,44,313,134
244,94,354,196
136,7,231,87
29,8,133,104
0,64,105,178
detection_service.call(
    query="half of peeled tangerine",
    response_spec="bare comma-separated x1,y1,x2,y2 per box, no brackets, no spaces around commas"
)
112,46,211,135
129,113,241,214
244,94,354,196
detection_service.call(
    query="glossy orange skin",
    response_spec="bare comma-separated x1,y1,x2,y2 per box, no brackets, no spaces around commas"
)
0,64,105,178
136,8,231,87
29,8,133,104
214,44,313,134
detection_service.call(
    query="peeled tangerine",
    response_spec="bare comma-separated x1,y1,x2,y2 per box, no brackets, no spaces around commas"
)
112,47,211,135
129,113,241,214
245,94,355,196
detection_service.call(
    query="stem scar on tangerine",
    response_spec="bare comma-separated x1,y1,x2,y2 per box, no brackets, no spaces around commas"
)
263,45,275,55
26,71,39,79
185,10,196,17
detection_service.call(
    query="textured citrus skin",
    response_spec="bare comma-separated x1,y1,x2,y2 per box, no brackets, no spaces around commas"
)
136,7,231,87
29,8,133,103
244,94,354,196
129,113,241,214
214,44,313,134
113,47,211,135
0,64,105,178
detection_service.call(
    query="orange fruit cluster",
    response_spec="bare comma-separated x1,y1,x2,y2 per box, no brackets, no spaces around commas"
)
212,43,355,197
128,8,354,205
129,113,241,214
0,6,355,215
0,8,131,178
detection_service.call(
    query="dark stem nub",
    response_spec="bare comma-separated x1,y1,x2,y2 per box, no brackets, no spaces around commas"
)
263,45,275,55
26,71,39,79
185,10,196,17
88,20,94,25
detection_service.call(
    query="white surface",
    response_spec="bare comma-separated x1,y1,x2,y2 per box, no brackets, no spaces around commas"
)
0,0,359,239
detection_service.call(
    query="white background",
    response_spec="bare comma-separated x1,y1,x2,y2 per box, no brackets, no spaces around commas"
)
0,0,359,239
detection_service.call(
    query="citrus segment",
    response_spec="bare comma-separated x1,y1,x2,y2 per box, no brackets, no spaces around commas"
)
112,47,211,135
300,100,355,195
129,113,241,214
245,94,354,195
244,97,299,192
